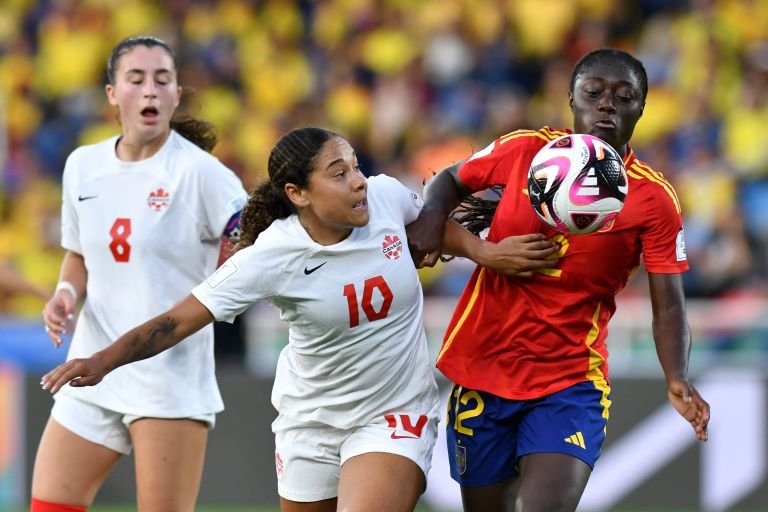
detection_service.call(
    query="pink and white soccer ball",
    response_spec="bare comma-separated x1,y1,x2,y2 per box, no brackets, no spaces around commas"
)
527,133,628,234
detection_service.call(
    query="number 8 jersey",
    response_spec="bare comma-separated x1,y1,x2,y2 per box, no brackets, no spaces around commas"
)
192,175,440,429
58,131,247,417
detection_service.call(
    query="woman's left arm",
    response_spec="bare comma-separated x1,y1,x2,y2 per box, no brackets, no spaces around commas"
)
648,272,710,441
441,221,559,276
41,294,214,393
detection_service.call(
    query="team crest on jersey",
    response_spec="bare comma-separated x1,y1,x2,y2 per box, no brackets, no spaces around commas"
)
455,443,467,475
597,218,616,233
147,187,171,211
382,234,403,260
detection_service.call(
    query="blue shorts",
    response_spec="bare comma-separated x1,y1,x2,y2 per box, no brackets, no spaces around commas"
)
445,380,611,487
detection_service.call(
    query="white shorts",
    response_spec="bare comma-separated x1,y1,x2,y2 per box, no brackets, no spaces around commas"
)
51,394,216,455
273,410,439,502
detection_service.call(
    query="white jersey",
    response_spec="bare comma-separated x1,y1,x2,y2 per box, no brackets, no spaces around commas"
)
193,175,440,429
57,131,247,417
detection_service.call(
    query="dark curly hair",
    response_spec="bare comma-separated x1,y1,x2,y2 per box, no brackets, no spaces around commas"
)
450,185,505,236
236,127,340,250
107,35,217,152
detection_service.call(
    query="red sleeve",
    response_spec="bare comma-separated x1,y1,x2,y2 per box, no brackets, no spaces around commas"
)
632,163,689,274
458,128,569,192
458,139,511,191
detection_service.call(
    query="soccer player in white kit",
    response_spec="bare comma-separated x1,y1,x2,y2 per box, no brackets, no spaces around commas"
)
41,124,562,510
44,126,525,512
34,36,247,512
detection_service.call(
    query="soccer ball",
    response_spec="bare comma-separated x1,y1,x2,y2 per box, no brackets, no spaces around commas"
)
528,133,628,234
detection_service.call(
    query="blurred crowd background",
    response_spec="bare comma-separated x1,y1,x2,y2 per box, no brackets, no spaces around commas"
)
1,0,767,319
2,4,766,508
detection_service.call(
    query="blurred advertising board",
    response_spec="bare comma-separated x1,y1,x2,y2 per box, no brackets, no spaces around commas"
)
0,364,24,509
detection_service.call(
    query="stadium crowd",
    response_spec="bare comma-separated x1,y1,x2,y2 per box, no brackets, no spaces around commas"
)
1,0,767,319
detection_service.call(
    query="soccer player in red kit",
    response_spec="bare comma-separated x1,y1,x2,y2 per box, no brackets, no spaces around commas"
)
408,48,710,512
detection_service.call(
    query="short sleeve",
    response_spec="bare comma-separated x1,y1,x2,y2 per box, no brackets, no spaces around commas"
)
60,151,81,253
397,183,424,225
369,175,423,225
191,242,278,323
640,186,689,273
458,134,535,191
198,160,248,240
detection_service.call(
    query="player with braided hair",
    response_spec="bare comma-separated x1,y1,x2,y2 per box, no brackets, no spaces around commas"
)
408,48,710,512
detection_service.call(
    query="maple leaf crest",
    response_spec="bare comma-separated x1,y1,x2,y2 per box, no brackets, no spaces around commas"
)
382,234,402,260
147,187,171,211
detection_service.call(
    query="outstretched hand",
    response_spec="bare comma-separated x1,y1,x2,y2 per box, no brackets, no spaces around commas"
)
667,378,710,441
480,234,560,276
40,355,111,394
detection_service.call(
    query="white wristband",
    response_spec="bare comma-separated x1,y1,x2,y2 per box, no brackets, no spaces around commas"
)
55,281,78,302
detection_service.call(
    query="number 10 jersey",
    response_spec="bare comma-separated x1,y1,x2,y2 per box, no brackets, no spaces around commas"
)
193,175,440,430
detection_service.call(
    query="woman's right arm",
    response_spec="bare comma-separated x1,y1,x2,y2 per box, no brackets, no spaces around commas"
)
408,162,558,274
43,251,88,347
41,294,215,393
406,162,472,267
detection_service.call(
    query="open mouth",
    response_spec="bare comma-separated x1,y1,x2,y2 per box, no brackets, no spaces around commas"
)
353,198,368,210
141,106,159,119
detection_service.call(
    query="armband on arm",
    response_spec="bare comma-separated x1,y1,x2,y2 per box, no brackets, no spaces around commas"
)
219,211,242,266
222,211,242,243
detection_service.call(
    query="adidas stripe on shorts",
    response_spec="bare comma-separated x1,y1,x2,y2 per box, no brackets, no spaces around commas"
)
445,380,610,487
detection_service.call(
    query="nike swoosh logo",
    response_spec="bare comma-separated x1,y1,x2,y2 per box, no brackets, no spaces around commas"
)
390,433,420,439
303,262,327,275
78,195,98,201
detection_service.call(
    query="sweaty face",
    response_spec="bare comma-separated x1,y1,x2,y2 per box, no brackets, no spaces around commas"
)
106,45,181,145
294,137,369,245
570,60,645,156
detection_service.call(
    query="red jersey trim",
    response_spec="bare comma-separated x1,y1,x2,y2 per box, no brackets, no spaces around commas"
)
437,267,487,363
628,162,681,213
499,129,537,144
498,127,568,146
540,126,570,140
585,302,603,372
585,302,612,421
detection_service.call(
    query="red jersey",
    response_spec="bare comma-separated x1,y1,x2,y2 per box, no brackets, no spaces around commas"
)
436,127,688,400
